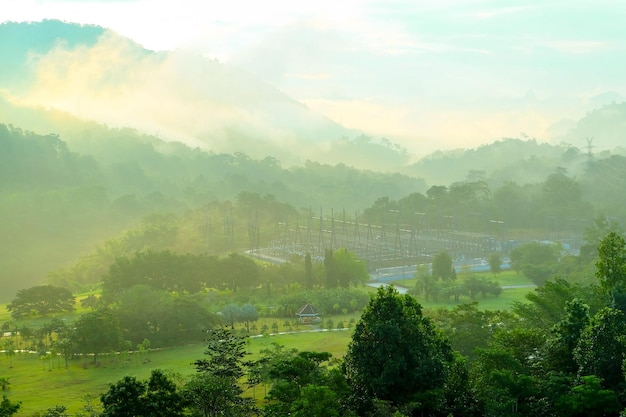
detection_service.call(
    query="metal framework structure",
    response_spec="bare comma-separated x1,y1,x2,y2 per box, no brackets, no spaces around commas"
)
263,209,520,272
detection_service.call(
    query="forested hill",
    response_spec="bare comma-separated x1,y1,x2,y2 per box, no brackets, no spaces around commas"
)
0,123,426,301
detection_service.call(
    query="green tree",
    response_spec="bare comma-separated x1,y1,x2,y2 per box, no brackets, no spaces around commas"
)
40,405,70,417
432,251,454,280
324,249,337,289
510,241,560,286
100,375,146,417
194,328,251,379
574,307,626,390
595,231,626,311
543,298,590,374
343,286,453,413
333,248,368,288
73,309,124,364
100,370,184,417
217,253,259,292
6,285,74,319
488,253,502,275
554,375,621,417
239,304,259,333
0,395,20,417
221,304,241,329
579,215,623,262
190,328,255,416
305,252,314,290
183,373,253,417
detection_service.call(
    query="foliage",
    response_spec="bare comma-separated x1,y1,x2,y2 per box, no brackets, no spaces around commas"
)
596,231,626,311
189,327,256,417
574,307,626,390
343,286,453,412
432,251,453,280
512,278,598,331
431,302,516,360
510,242,561,286
0,395,20,417
100,370,185,417
113,287,217,347
101,251,217,301
488,253,502,275
555,375,622,417
194,328,251,379
6,285,74,319
73,309,124,364
332,248,369,288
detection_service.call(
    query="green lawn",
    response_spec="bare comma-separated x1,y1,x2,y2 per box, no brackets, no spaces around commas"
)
386,269,535,311
0,328,355,416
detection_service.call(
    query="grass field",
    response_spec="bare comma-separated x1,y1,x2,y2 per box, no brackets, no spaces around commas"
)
385,269,535,311
0,328,355,416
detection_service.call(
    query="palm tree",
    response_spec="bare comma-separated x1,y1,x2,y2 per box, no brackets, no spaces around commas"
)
0,377,10,391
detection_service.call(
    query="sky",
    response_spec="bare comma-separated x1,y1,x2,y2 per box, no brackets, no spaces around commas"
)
4,0,626,154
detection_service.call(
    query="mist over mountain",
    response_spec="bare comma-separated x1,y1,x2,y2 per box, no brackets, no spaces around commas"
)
0,20,357,166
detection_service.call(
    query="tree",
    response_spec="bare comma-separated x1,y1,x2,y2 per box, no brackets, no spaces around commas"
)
343,286,453,413
332,248,368,288
574,307,626,390
509,241,560,286
554,375,621,417
100,370,185,417
543,298,590,374
194,328,251,379
595,231,626,311
183,373,253,417
305,252,314,290
432,251,453,280
100,375,146,417
189,328,255,417
324,249,337,289
73,309,124,364
221,304,241,329
239,304,259,333
0,395,20,417
6,285,74,319
40,405,70,417
488,253,502,275
579,215,623,262
217,253,259,292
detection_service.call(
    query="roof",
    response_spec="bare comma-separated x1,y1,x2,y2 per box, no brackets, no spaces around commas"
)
295,303,320,316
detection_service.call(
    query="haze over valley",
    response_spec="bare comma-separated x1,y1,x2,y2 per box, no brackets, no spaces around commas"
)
5,4,626,417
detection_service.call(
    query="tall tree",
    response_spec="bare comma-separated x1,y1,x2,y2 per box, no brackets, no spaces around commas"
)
595,231,626,311
343,286,453,413
574,307,626,390
73,309,124,364
100,370,184,417
333,248,368,288
509,241,560,286
305,252,313,290
6,285,74,319
543,298,590,374
324,249,337,289
432,251,453,280
190,328,255,416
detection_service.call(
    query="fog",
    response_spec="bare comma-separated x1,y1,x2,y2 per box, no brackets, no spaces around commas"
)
7,30,352,165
